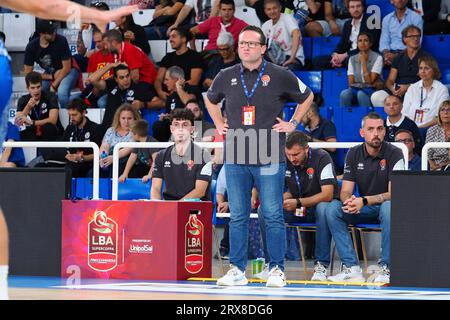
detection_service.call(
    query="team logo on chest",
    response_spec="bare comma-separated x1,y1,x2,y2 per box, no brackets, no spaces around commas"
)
306,167,314,179
380,159,387,171
261,75,270,86
187,160,195,171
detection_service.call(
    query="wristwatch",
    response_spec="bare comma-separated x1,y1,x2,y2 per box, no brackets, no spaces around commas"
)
289,119,298,128
362,197,368,206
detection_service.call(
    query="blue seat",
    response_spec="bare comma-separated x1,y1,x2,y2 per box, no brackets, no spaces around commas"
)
72,178,111,200
441,68,450,86
319,106,333,121
365,0,392,19
293,71,322,94
371,106,388,120
118,178,151,200
141,108,164,136
312,36,341,57
422,35,450,68
322,68,348,107
333,106,370,142
302,37,312,62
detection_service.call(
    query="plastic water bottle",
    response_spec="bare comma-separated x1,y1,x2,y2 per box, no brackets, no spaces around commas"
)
100,151,108,170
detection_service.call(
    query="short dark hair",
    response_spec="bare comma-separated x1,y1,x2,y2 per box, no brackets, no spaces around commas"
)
104,29,123,43
220,0,235,9
361,112,383,128
358,31,373,44
286,131,309,149
349,0,365,6
309,102,319,116
402,24,422,39
263,0,281,8
0,31,5,43
170,108,195,126
394,129,413,139
239,25,266,45
131,119,149,137
91,1,110,10
113,64,130,78
67,98,87,113
25,71,43,87
170,27,191,42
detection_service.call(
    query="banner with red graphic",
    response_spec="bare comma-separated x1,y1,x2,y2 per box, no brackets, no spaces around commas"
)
61,200,212,280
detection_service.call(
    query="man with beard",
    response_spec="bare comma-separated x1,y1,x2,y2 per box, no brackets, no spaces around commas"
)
326,112,405,284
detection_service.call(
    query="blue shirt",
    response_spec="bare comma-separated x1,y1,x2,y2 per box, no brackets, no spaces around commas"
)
409,154,421,171
2,122,25,166
379,8,423,52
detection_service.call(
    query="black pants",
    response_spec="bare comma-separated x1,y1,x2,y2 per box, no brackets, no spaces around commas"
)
20,123,61,142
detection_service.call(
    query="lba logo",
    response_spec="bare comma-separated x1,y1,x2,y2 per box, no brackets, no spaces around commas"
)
88,210,118,272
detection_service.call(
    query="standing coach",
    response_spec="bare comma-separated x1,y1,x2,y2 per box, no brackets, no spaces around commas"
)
205,25,314,287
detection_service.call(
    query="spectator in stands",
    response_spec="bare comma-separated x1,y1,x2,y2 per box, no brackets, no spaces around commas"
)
301,102,340,173
152,66,199,141
259,131,339,281
128,0,157,9
340,31,383,107
312,0,380,69
0,122,25,168
425,0,450,35
327,112,405,283
190,0,248,54
425,100,450,170
203,32,240,91
99,103,141,177
103,29,158,85
371,25,428,107
402,55,450,129
408,0,441,35
262,0,306,70
394,129,421,171
185,100,216,141
60,98,103,178
305,0,350,37
15,72,63,141
285,0,324,35
89,63,161,133
151,108,212,200
113,14,151,55
81,30,115,108
119,119,159,183
383,94,423,155
379,0,423,67
23,19,80,109
168,0,215,32
144,0,185,40
154,28,204,101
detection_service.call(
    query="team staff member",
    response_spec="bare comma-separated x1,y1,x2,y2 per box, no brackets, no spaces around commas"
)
205,25,314,288
151,108,212,201
0,0,138,302
327,112,405,284
259,131,339,282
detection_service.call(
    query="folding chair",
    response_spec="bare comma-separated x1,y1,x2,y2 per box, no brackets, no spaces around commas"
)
351,223,381,272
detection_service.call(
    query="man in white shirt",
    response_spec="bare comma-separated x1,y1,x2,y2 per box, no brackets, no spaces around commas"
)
262,0,305,70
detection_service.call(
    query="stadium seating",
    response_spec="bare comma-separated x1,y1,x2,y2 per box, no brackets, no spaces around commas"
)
2,13,35,51
422,35,450,68
72,177,112,200
322,68,348,107
333,106,369,142
118,178,151,200
234,6,261,27
441,68,450,86
0,13,4,32
293,71,322,94
141,108,164,136
132,9,154,27
311,36,340,58
365,0,393,19
148,40,167,64
302,37,312,63
371,106,388,120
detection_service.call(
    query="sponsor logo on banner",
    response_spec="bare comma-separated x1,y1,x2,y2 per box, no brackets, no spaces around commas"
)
185,213,204,274
88,210,118,272
129,239,153,254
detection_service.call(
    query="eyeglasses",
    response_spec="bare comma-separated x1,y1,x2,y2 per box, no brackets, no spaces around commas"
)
405,34,421,39
439,108,450,113
395,138,413,144
238,41,262,48
217,46,231,51
171,122,192,129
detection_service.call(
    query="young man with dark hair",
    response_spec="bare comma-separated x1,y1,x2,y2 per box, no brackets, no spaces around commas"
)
151,108,212,200
326,112,405,284
119,119,159,183
15,71,63,141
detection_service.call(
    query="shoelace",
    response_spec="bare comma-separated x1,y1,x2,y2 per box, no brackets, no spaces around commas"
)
315,263,327,272
227,266,241,276
269,266,284,277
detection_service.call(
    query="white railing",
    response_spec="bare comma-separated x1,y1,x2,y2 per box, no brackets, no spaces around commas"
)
111,142,223,200
421,142,450,170
111,141,409,200
3,141,100,199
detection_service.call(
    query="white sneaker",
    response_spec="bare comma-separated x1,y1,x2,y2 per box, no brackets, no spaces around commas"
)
216,265,248,286
254,263,270,280
266,266,286,287
327,265,365,283
373,265,390,283
0,282,8,300
311,262,328,281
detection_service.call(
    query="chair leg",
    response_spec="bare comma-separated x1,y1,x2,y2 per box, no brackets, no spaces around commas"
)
296,227,308,280
329,239,336,276
358,229,369,272
212,225,224,275
350,227,360,261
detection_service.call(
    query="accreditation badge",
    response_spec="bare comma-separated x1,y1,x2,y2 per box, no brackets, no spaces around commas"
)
242,106,255,126
414,109,424,124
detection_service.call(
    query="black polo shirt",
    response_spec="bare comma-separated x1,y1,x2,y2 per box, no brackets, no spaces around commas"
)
343,141,405,196
17,91,59,121
159,49,205,81
384,115,423,154
391,49,429,85
153,142,212,200
165,84,201,113
207,61,312,165
285,148,339,201
102,79,154,128
62,117,103,155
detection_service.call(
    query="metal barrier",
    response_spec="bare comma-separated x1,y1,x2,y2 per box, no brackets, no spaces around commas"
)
111,141,409,200
421,142,450,170
3,141,100,199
